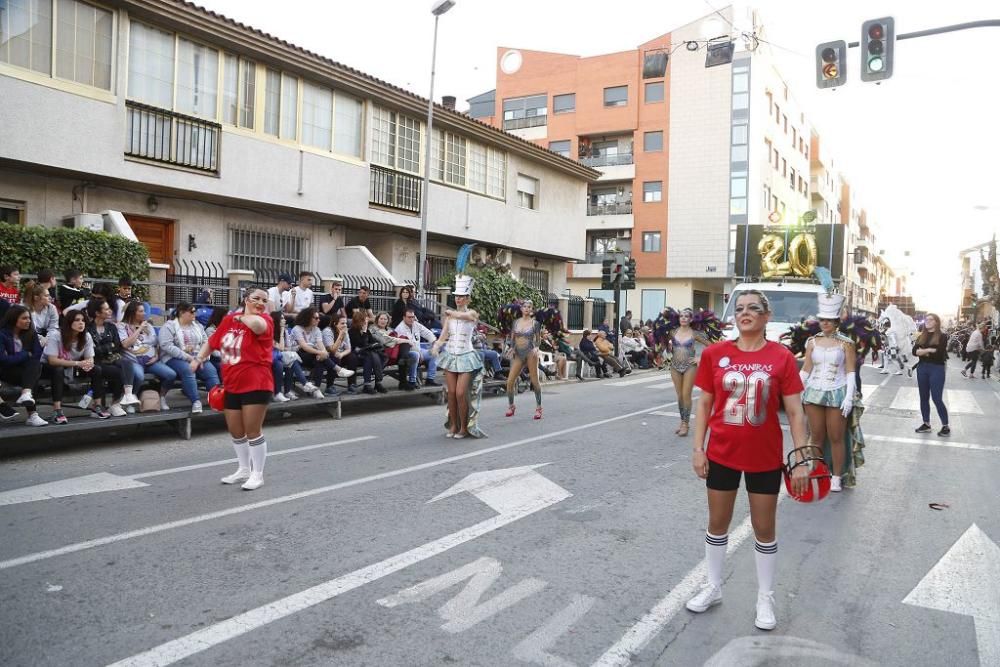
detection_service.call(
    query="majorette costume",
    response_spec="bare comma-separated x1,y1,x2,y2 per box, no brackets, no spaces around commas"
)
782,268,871,487
652,307,722,428
438,275,487,439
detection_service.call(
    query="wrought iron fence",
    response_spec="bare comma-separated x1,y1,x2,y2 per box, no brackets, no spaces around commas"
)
567,296,584,330
370,164,422,213
125,100,221,173
592,298,608,329
417,255,456,288
165,260,229,311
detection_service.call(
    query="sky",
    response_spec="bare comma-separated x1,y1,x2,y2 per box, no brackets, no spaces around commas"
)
195,0,1000,314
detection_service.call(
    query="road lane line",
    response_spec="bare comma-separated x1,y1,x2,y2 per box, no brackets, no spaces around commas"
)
867,435,1000,453
131,436,378,479
593,492,789,666
607,375,675,388
0,403,673,571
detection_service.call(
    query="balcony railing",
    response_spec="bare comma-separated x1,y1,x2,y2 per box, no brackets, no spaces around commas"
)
583,251,618,264
587,201,632,216
503,115,547,131
580,152,634,168
370,164,422,214
125,100,221,173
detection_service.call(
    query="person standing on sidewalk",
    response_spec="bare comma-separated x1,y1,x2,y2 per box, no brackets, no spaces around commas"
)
686,290,810,632
914,313,950,437
961,323,986,378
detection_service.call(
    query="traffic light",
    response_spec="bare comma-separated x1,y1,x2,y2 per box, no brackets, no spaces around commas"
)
622,258,637,290
815,40,847,89
601,257,618,291
861,17,895,82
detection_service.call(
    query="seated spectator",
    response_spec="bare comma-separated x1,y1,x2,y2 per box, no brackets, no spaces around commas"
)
370,311,411,386
115,277,136,323
23,281,58,347
118,301,178,412
0,265,20,306
595,330,628,377
82,297,129,417
58,269,91,313
393,308,439,388
44,311,123,424
322,314,358,394
267,273,293,313
391,285,421,328
270,311,319,400
540,330,569,380
35,269,57,303
203,306,229,374
319,278,347,319
621,329,652,369
577,329,610,379
0,304,47,425
291,307,351,395
158,301,219,413
349,310,386,394
283,271,315,316
472,325,501,379
345,285,372,320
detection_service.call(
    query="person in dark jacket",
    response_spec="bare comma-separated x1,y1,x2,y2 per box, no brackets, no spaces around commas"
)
0,304,47,425
58,269,91,312
345,286,372,320
912,313,950,437
391,285,417,329
83,297,128,416
576,329,610,379
348,310,386,393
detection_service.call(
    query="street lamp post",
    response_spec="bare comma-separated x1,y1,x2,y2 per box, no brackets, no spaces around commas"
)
417,0,456,295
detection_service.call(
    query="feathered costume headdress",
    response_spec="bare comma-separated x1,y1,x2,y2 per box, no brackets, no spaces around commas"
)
652,307,722,345
497,301,564,337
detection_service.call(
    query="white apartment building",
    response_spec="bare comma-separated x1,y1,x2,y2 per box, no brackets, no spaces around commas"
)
0,0,597,298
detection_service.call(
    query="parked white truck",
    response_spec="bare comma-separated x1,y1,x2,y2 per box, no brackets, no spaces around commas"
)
721,281,827,342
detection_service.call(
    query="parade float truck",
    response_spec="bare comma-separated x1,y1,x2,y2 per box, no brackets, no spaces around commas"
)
722,220,846,342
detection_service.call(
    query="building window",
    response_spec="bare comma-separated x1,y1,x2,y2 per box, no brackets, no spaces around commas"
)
548,140,571,157
301,81,333,151
334,90,363,157
517,174,538,210
502,93,547,129
371,105,422,174
643,181,662,202
643,130,663,152
644,81,664,103
128,22,174,108
641,289,666,322
642,231,661,252
264,70,299,140
175,37,219,119
468,142,487,193
0,0,113,90
520,267,549,294
445,132,467,186
0,199,26,225
486,147,506,199
228,225,309,277
604,85,628,107
222,55,255,129
553,93,575,113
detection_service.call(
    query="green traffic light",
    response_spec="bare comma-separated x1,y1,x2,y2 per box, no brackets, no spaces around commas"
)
868,56,885,72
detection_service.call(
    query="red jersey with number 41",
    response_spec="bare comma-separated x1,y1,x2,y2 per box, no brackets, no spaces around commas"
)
208,313,274,394
694,340,803,472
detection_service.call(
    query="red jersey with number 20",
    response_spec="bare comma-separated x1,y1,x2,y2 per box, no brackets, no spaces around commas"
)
208,313,274,394
694,340,803,472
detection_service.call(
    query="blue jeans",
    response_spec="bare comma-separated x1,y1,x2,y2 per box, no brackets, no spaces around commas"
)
916,363,949,426
127,360,177,394
164,357,219,403
406,348,437,382
479,349,501,373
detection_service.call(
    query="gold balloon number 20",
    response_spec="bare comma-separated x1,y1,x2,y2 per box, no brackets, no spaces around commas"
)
757,233,818,278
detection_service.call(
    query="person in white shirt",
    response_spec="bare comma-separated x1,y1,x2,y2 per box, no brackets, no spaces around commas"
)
962,323,987,378
267,274,293,313
283,272,315,316
393,308,439,387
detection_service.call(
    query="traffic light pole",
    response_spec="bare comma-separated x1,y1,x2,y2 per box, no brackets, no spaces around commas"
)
613,277,621,358
846,19,1000,47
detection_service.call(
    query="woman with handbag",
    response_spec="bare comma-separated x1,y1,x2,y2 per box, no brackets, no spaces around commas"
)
269,311,320,400
0,304,49,425
44,311,124,424
194,286,274,490
291,307,352,396
432,275,486,438
371,312,411,388
118,301,178,412
82,297,129,417
349,310,387,394
158,302,220,413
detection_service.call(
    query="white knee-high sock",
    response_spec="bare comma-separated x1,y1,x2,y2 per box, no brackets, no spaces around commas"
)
248,435,267,475
232,437,250,471
705,532,728,587
755,539,777,594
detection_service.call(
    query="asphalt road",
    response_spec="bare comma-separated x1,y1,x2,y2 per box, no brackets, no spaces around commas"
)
1,358,998,667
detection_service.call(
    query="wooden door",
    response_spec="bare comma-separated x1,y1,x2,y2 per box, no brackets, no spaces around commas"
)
125,215,175,265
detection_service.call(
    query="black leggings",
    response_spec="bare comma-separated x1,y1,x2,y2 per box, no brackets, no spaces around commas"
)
0,357,42,393
44,364,124,404
356,350,384,385
300,352,338,387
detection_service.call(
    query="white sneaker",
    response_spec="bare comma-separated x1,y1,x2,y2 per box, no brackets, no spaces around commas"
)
755,591,777,630
830,475,843,492
893,370,903,376
122,392,140,406
221,468,251,484
686,583,722,613
286,391,299,401
879,369,889,375
274,392,290,403
302,382,319,394
126,405,136,414
16,390,34,405
241,473,264,490
109,403,127,417
191,400,203,414
312,389,324,399
336,367,355,378
26,413,48,427
160,397,170,411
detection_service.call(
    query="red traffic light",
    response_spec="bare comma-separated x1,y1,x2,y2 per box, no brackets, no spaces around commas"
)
821,48,837,63
868,24,885,40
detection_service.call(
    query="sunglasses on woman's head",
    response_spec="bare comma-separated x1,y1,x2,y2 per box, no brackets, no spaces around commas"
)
734,304,765,314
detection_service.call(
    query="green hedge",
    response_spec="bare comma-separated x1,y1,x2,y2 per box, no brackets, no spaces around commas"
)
0,222,149,282
436,266,544,329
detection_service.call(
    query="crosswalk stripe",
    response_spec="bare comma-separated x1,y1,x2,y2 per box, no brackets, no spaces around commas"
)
888,387,983,414
868,435,1000,453
645,383,674,390
606,374,672,387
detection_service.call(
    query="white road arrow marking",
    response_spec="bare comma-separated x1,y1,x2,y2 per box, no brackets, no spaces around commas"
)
0,473,149,506
903,524,1000,667
107,465,571,667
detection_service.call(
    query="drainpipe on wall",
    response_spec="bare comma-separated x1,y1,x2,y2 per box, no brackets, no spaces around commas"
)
297,150,304,195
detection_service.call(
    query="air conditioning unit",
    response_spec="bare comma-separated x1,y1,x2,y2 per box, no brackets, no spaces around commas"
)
62,213,104,232
619,230,632,239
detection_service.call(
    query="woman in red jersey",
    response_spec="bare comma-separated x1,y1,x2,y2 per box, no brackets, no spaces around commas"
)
685,290,810,632
195,287,274,491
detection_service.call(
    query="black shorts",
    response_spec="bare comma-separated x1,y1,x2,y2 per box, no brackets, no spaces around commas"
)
706,459,782,495
224,390,273,410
